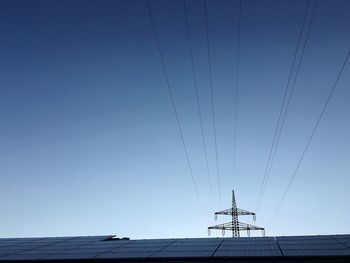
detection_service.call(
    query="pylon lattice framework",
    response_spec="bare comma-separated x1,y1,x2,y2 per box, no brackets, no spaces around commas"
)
208,190,265,237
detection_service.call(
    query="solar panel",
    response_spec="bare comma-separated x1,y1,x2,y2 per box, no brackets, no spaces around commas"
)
151,251,213,258
96,251,154,259
283,249,350,256
108,247,163,253
0,234,349,260
16,249,68,255
218,244,279,251
278,243,347,250
170,241,221,247
0,254,50,260
214,250,282,257
45,253,99,260
162,246,217,252
276,235,335,240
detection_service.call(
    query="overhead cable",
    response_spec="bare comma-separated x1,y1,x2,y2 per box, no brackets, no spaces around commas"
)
204,0,222,206
256,0,317,210
233,0,242,189
183,0,213,194
146,0,199,201
270,50,350,225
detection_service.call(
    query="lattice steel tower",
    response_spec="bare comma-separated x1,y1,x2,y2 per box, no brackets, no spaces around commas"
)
208,190,265,237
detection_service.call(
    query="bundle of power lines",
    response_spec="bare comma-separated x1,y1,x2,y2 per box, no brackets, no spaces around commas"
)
146,0,350,227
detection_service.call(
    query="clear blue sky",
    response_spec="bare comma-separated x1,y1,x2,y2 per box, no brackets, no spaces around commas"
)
0,0,349,239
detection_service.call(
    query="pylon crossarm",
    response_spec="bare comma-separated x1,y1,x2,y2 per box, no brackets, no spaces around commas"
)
238,222,264,231
215,208,255,217
208,222,233,230
208,222,264,232
237,208,255,217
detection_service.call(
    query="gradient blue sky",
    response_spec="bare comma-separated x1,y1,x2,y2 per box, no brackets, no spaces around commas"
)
0,0,349,239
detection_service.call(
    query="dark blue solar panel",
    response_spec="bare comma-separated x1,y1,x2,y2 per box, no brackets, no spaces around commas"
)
151,251,213,258
162,246,217,252
283,249,350,256
276,235,335,241
61,248,113,254
123,243,170,248
96,251,154,259
45,253,99,259
170,241,221,247
0,235,349,260
277,239,340,244
219,244,279,251
214,250,282,257
0,254,50,260
16,249,68,255
109,247,162,253
178,238,220,241
278,243,347,250
132,239,174,242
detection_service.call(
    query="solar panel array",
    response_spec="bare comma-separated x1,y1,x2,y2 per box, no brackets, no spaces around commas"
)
0,234,349,260
276,235,350,256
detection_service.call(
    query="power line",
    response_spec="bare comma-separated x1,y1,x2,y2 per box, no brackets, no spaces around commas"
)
260,0,318,208
233,0,242,189
204,0,221,206
256,0,315,210
182,0,212,194
270,50,350,225
146,0,199,201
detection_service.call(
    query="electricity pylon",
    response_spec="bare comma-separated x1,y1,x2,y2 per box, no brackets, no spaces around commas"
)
208,190,265,237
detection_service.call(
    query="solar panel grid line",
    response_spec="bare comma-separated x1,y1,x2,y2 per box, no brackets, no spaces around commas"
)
94,239,177,259
91,239,138,259
209,238,224,258
333,235,350,239
42,238,134,260
274,236,284,257
149,239,179,258
331,236,350,249
0,239,88,259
